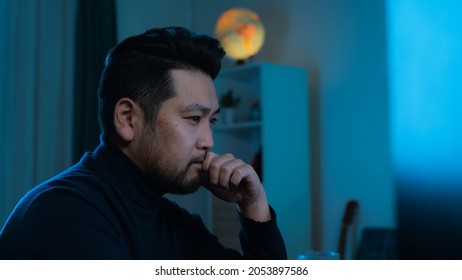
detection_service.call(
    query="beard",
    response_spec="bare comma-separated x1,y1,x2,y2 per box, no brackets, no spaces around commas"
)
144,158,202,195
135,126,202,195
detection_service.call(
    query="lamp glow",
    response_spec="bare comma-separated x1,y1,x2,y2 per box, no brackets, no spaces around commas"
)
214,8,265,63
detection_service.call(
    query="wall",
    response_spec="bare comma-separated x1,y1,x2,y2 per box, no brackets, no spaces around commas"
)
116,0,193,40
388,0,462,259
116,0,395,255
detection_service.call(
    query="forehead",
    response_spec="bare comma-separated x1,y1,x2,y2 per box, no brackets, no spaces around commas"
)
166,69,218,108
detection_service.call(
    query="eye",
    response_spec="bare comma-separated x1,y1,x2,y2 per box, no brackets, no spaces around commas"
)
210,117,218,127
189,116,201,124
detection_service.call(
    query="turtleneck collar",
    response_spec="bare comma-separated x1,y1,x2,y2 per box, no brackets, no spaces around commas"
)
82,135,165,209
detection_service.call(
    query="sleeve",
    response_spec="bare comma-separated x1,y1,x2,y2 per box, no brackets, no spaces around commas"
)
0,187,129,259
188,205,287,260
238,206,288,260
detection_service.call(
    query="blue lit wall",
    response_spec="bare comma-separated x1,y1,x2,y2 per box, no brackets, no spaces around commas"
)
388,0,462,259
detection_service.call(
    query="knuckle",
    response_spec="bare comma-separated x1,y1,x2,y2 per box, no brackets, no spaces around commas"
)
221,165,233,174
233,167,244,176
234,164,248,176
210,160,220,169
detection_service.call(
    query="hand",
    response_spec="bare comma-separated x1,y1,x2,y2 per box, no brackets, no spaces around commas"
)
201,152,271,222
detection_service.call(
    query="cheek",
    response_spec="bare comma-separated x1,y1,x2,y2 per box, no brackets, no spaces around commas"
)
155,118,176,141
156,122,194,154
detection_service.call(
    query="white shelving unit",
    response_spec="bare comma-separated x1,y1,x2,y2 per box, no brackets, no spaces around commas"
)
211,62,311,259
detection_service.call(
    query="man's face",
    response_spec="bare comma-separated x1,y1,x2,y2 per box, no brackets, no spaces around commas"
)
135,69,219,194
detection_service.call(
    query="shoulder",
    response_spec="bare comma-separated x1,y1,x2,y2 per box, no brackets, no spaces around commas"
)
4,165,112,231
2,161,115,234
0,166,125,259
17,163,108,212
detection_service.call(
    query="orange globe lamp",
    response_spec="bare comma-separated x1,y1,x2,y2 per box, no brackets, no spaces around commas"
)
214,8,265,64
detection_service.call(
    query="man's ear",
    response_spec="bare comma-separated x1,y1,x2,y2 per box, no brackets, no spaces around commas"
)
113,98,142,142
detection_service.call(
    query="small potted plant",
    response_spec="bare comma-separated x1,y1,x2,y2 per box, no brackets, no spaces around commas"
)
220,89,240,108
220,89,240,125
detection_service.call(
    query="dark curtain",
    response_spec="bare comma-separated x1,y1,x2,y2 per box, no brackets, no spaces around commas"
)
73,0,117,162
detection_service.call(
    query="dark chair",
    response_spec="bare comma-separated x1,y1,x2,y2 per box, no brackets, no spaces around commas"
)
337,200,359,260
356,227,398,259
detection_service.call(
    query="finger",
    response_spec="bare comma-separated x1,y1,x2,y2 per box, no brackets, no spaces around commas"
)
202,151,218,173
217,158,245,188
229,163,253,188
207,153,235,186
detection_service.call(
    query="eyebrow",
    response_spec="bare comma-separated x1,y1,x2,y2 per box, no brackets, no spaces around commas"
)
179,104,220,115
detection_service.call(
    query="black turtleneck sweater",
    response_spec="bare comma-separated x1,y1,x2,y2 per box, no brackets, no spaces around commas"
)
0,139,287,259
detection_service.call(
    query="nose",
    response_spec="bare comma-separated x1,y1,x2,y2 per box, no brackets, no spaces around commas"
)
196,125,214,151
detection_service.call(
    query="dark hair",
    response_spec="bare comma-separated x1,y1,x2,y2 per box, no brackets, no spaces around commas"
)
97,26,226,137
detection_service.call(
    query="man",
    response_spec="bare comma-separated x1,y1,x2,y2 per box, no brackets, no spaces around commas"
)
0,27,286,259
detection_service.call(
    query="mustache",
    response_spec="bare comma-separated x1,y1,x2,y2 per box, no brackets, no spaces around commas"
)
191,151,208,163
189,154,207,165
